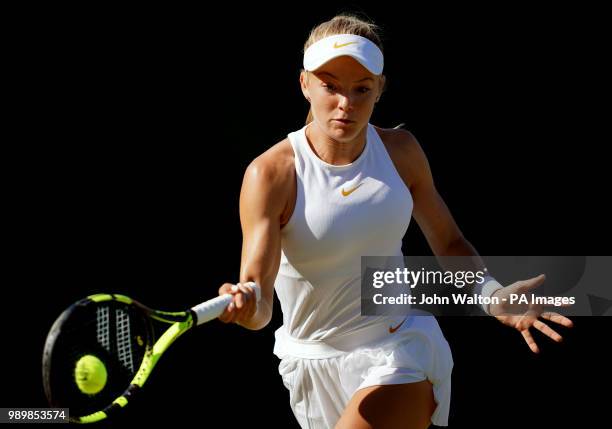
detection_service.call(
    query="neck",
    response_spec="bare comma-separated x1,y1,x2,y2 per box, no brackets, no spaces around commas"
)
306,122,368,165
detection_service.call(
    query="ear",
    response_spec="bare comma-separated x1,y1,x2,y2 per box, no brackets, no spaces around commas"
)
300,71,311,102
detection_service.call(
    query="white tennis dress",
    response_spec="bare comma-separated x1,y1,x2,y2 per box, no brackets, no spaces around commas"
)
273,123,453,428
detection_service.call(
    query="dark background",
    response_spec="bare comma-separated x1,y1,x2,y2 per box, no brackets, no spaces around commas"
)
3,3,610,427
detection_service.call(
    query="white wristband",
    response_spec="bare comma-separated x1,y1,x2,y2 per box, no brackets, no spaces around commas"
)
473,275,504,315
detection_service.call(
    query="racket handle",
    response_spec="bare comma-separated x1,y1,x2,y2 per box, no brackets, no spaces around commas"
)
191,282,261,325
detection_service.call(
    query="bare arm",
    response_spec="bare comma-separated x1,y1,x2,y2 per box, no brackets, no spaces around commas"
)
217,147,292,330
392,130,574,348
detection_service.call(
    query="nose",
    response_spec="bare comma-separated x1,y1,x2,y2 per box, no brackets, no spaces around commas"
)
338,93,353,112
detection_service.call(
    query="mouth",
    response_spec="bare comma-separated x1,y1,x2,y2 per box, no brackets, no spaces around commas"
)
332,119,354,124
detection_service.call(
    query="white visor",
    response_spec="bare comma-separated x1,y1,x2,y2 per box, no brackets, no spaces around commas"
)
303,34,384,75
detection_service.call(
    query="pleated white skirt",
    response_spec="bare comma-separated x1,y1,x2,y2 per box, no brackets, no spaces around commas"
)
274,315,454,428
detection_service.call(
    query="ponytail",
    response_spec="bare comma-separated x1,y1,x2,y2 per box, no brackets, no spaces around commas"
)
305,108,313,125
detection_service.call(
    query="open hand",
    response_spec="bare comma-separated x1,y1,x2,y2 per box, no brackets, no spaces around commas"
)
489,274,574,353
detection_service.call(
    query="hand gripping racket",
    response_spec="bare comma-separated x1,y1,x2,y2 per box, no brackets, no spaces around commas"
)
42,282,260,424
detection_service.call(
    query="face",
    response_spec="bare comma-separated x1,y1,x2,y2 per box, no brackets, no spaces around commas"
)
300,56,385,142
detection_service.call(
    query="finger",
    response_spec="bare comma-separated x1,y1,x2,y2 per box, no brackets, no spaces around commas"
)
541,312,574,328
219,282,235,295
533,320,563,342
544,302,574,309
239,284,256,308
520,274,547,291
238,284,250,300
515,310,538,330
228,283,242,309
243,284,257,313
521,329,540,354
238,287,250,310
237,285,256,320
226,301,239,324
230,284,243,297
219,306,234,324
235,291,244,309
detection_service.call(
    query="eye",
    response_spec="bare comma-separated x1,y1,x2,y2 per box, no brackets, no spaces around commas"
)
358,87,372,94
323,83,337,93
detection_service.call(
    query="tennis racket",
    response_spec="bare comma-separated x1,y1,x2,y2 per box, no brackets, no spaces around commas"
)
42,282,260,424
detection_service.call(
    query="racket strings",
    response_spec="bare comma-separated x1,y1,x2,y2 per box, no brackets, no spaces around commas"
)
115,308,135,373
44,298,153,418
96,306,110,353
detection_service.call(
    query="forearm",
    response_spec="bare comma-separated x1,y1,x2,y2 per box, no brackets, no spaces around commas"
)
236,228,280,330
237,248,278,330
437,236,486,270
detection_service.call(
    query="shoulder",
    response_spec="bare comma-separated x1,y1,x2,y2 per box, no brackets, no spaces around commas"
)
241,137,295,213
373,125,421,158
244,138,294,184
373,125,430,191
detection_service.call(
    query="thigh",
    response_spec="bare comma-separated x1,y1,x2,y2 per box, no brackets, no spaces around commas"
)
334,380,435,429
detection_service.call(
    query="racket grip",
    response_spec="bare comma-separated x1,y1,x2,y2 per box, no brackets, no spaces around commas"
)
192,282,261,325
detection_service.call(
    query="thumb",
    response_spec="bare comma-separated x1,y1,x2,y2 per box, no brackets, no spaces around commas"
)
520,273,546,291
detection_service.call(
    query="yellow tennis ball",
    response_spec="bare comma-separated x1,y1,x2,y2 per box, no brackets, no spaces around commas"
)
74,355,107,395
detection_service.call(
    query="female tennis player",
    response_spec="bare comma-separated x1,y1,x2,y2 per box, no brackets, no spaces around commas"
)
216,14,574,429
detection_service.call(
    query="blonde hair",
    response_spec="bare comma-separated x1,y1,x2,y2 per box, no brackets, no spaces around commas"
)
303,14,385,125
